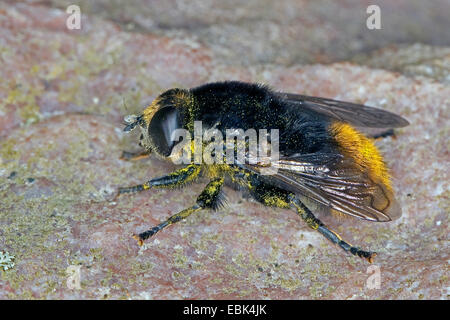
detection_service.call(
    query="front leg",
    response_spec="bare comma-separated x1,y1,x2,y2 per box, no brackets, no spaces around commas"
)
121,132,152,160
133,177,225,245
120,150,151,161
117,164,201,195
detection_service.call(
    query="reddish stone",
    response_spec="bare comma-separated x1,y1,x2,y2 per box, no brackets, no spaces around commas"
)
0,1,448,300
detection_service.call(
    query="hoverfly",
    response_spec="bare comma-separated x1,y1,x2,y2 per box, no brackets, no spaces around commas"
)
117,81,409,263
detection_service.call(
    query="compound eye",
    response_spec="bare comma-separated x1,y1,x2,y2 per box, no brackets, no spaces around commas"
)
148,106,181,157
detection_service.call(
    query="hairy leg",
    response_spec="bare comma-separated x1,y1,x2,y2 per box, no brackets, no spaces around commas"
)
117,164,201,196
133,177,225,245
290,197,376,263
245,173,377,263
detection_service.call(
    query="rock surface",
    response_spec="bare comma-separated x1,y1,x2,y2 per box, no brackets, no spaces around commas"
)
0,1,449,299
353,44,450,84
49,0,450,66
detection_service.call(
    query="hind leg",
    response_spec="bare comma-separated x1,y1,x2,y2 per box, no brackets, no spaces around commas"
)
246,176,377,263
369,128,395,140
290,197,376,263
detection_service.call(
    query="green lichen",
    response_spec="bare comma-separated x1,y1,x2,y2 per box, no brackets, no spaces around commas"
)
0,138,19,161
0,251,15,271
172,250,189,269
0,116,130,298
2,82,43,125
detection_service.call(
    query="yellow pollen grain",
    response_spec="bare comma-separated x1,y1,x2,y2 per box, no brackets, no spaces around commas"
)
263,195,289,208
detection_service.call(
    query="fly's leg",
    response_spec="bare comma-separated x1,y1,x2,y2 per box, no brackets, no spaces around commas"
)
290,197,377,263
117,164,201,196
121,132,152,160
133,177,224,245
120,150,151,161
237,170,377,263
369,128,395,140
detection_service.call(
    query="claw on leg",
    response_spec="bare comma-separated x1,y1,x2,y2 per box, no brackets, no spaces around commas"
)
132,234,144,246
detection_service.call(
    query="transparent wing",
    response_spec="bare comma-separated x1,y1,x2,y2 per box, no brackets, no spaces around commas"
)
276,92,409,128
244,153,401,222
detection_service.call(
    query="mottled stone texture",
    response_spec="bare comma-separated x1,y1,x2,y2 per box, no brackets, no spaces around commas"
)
0,1,449,299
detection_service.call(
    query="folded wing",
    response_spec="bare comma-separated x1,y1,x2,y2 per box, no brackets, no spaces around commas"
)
276,92,409,128
243,153,401,222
